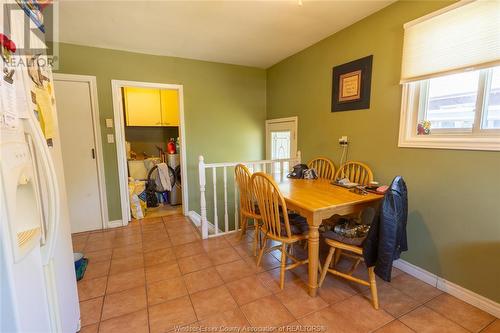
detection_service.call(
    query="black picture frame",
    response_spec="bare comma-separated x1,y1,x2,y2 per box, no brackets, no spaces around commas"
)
331,55,373,112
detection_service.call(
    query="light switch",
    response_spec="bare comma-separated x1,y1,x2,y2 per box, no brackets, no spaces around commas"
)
107,134,114,143
105,118,113,128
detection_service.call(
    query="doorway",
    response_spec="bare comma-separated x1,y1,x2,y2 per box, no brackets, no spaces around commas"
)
111,80,188,225
266,116,298,160
53,74,108,233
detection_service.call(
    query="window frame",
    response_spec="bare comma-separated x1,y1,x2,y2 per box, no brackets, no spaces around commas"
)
398,67,500,151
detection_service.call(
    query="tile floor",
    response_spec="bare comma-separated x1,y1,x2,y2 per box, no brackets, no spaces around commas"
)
72,214,499,333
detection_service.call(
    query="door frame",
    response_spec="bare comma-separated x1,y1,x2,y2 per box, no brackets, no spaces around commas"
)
53,73,109,229
111,80,189,226
265,116,298,159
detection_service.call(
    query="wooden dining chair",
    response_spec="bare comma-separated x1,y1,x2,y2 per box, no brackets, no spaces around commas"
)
319,236,379,309
251,172,309,290
335,161,374,186
308,157,336,180
235,164,261,256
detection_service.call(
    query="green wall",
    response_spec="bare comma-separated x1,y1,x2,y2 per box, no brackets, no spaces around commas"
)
267,1,500,302
54,43,266,221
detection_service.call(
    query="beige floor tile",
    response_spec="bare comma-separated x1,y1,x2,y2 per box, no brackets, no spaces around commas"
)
275,282,328,318
101,286,147,321
109,254,144,275
225,275,272,305
233,242,255,258
178,253,213,274
197,308,249,328
173,241,206,258
106,268,145,294
112,243,143,259
183,267,224,294
171,232,200,246
141,223,166,234
190,285,238,320
482,320,500,333
364,283,420,317
78,276,108,301
98,309,149,333
145,261,182,284
85,248,113,263
142,231,170,243
374,320,415,333
202,237,231,252
207,246,242,266
85,239,115,252
83,260,110,280
141,217,164,225
240,295,294,328
317,275,358,305
166,224,197,237
143,238,173,253
256,267,303,293
147,276,188,305
88,231,115,243
390,273,442,303
299,295,393,332
243,251,281,272
215,259,255,282
426,294,496,332
144,247,176,267
80,297,104,327
113,234,142,248
148,296,197,333
79,323,98,333
400,306,469,333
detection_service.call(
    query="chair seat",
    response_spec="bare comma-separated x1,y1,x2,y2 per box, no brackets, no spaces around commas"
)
280,213,309,236
322,230,366,247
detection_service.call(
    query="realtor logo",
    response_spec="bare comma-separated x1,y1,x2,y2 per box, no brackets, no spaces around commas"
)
1,0,59,69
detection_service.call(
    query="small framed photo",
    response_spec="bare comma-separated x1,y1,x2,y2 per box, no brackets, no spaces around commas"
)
332,55,373,112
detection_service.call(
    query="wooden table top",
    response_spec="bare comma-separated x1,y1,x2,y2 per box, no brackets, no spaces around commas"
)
276,178,383,214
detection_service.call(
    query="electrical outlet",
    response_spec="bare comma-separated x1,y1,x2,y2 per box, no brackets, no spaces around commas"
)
339,136,349,145
107,134,115,143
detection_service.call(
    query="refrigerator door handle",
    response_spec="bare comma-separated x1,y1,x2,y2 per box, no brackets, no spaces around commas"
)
24,117,61,265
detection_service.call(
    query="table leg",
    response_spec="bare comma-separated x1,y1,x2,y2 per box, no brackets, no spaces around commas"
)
307,224,319,297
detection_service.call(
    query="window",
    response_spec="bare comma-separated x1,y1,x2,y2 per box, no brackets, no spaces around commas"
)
398,0,500,151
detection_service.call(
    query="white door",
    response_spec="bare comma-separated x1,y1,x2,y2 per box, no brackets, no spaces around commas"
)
54,78,103,233
266,117,298,159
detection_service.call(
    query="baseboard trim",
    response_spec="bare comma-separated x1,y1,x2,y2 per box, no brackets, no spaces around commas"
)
394,259,500,318
187,211,201,226
107,219,124,228
187,211,227,237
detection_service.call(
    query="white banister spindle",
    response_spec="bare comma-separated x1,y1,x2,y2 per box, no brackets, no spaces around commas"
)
212,168,219,235
234,173,239,231
198,156,208,239
223,166,229,233
297,150,302,164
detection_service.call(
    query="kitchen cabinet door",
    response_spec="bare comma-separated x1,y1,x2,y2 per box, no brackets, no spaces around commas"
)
124,87,162,126
160,89,180,126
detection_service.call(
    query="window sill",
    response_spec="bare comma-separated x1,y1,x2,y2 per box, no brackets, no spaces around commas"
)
398,135,500,151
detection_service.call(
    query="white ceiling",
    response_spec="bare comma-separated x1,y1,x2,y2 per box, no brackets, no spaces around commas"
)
56,0,394,68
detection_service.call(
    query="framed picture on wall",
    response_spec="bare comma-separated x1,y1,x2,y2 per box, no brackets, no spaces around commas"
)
331,55,373,112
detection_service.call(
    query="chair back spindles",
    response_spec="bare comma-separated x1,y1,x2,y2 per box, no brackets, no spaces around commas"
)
251,172,292,240
234,164,257,216
335,161,373,186
308,157,336,180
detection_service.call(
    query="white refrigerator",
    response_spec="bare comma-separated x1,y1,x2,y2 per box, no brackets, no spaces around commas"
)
0,3,80,332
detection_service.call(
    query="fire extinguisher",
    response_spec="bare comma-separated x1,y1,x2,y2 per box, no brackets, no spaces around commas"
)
167,138,176,154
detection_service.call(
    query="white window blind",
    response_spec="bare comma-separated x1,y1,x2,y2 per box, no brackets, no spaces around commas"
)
400,0,500,83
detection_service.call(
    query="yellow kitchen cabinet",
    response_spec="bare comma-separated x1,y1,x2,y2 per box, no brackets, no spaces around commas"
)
160,89,180,126
123,87,162,126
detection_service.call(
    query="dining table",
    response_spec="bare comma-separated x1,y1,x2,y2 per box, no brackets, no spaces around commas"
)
275,177,383,297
